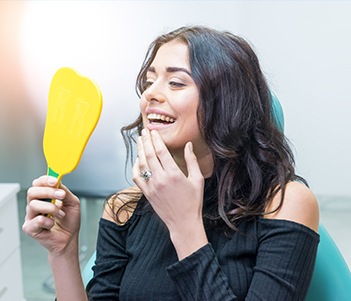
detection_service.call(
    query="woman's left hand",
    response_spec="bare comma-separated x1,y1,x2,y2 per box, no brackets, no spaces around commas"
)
132,129,208,259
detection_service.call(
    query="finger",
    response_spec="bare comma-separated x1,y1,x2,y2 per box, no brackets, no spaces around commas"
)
184,142,203,181
132,157,149,190
136,135,155,183
132,157,142,185
57,182,79,207
29,175,64,202
26,199,66,220
22,214,55,237
141,129,164,173
136,135,150,172
150,130,179,172
32,175,59,188
27,185,66,204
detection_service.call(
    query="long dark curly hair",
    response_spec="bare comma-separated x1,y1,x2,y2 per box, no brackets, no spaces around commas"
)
113,26,302,231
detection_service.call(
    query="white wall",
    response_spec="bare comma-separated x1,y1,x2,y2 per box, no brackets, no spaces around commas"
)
0,1,350,197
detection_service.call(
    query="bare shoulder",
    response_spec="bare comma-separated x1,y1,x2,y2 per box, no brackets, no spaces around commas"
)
102,186,142,225
264,182,320,233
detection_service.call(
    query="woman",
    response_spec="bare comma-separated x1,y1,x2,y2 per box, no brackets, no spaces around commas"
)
23,26,319,300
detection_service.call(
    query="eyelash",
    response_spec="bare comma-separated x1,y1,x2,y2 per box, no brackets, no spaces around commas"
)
144,80,153,89
143,80,185,89
169,81,185,88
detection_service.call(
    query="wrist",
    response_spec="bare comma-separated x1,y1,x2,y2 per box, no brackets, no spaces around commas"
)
47,238,87,301
169,222,208,260
48,235,79,260
48,241,80,274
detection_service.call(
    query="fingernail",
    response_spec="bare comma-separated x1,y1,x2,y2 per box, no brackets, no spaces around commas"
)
188,142,193,152
58,210,66,218
54,189,65,199
141,128,146,136
48,177,57,186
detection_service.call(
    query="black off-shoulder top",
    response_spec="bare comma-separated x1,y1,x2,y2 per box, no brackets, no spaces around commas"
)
86,183,319,301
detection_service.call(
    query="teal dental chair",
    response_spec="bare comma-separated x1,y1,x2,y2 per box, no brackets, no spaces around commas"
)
272,94,351,300
81,95,351,300
306,225,351,300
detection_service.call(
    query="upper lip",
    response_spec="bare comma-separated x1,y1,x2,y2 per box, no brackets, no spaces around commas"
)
145,108,176,122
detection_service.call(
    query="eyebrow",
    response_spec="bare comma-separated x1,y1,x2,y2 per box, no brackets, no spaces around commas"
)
147,66,192,76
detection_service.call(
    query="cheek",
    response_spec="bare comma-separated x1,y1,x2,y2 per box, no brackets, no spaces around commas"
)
139,97,148,125
139,95,147,110
140,96,148,112
178,91,199,116
183,102,199,127
181,109,201,139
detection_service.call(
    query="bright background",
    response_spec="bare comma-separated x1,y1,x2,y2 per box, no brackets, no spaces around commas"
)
1,0,350,198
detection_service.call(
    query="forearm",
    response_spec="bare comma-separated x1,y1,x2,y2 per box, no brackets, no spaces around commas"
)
48,243,87,301
167,243,237,301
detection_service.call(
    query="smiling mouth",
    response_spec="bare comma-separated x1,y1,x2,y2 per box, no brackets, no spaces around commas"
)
147,113,175,124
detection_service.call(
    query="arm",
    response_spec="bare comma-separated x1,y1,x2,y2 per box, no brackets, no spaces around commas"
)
133,130,235,299
49,247,86,301
85,191,138,300
167,218,319,301
133,130,319,300
246,218,319,300
133,129,209,260
264,181,320,232
245,181,320,299
168,182,320,300
167,243,237,300
22,176,87,301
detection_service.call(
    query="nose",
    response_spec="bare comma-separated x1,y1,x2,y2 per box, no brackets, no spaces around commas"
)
143,81,166,103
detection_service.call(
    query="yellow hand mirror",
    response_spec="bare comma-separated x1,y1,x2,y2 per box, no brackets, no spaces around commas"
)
43,67,103,189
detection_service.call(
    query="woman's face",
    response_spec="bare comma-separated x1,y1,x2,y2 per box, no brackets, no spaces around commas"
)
140,40,207,157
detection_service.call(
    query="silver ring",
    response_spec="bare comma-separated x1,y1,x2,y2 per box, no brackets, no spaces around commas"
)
140,170,153,182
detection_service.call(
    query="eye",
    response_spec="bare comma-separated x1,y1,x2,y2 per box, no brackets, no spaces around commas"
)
143,80,154,89
169,81,185,88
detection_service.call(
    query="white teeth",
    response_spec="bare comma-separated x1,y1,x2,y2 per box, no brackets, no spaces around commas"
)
147,113,175,123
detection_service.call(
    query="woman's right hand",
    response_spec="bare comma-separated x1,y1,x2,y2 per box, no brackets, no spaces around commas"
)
22,175,81,257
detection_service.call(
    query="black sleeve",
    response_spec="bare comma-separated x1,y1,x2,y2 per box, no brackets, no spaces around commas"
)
167,219,319,301
246,219,319,300
86,218,131,301
167,243,237,300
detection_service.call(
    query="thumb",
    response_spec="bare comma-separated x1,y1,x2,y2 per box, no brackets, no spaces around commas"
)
58,182,79,206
